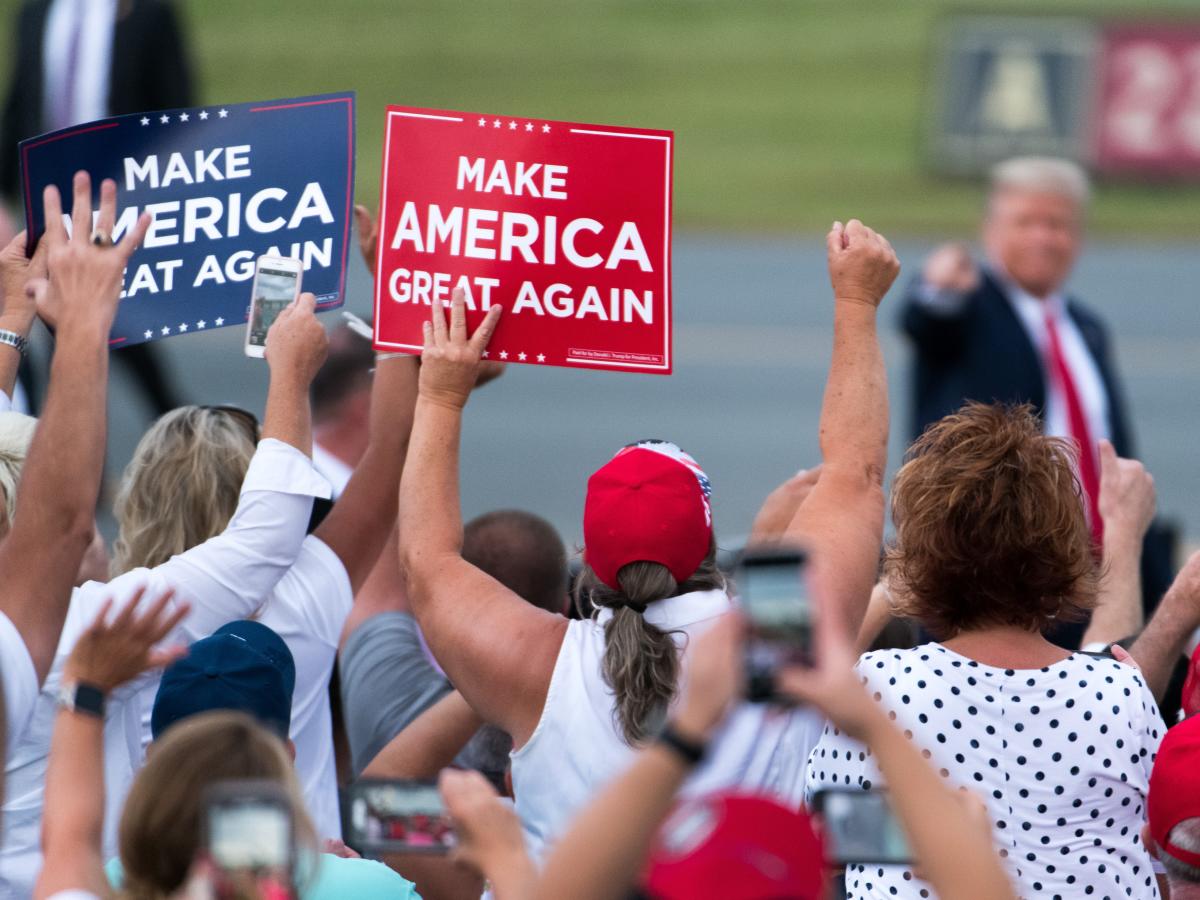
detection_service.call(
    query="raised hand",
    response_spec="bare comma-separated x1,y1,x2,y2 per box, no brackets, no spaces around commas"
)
36,172,152,333
674,613,744,740
419,287,502,411
826,218,901,309
354,204,380,274
62,586,190,693
264,291,329,385
749,465,823,544
0,230,47,328
439,768,530,878
921,241,978,294
1097,439,1156,541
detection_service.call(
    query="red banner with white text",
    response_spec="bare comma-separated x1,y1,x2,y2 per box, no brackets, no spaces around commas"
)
373,107,673,374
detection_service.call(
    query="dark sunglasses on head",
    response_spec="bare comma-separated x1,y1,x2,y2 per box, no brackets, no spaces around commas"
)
200,404,261,444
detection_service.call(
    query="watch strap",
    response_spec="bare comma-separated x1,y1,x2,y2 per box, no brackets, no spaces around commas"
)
58,681,106,718
657,723,707,767
0,329,28,356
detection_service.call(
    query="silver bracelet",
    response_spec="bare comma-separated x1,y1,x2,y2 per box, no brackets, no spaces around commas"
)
0,329,28,356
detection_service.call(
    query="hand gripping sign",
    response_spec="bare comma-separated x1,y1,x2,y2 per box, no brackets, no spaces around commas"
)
20,92,355,348
373,107,674,374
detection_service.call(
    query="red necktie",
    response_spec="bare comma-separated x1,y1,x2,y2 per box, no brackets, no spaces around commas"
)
1043,309,1103,545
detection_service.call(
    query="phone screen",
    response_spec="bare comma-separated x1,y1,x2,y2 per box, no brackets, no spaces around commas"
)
740,556,811,639
342,780,456,855
247,266,299,347
814,790,912,866
208,801,292,870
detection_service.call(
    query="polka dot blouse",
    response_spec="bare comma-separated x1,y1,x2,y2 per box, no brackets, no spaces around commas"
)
804,644,1163,899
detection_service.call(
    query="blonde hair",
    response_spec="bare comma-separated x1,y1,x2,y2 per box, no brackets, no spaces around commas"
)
113,407,255,574
118,711,316,899
0,412,37,539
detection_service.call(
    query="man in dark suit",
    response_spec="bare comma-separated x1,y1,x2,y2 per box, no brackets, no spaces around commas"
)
902,156,1175,644
0,0,194,414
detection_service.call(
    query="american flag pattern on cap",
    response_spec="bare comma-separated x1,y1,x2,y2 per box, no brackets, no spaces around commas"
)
619,439,713,525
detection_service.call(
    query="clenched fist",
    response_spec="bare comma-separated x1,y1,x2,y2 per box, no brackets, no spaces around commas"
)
826,219,900,308
922,241,979,294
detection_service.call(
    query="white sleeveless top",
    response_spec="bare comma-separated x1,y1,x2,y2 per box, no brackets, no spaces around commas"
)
510,588,824,862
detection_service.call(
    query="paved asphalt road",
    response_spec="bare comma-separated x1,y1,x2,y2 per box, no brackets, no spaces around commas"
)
90,232,1199,553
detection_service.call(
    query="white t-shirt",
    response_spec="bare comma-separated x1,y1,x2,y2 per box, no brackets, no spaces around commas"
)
510,588,824,863
0,610,38,757
133,534,353,840
804,644,1162,900
0,439,330,898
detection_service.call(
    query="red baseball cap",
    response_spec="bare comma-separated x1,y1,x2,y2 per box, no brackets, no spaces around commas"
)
641,792,825,900
1180,643,1200,719
583,441,713,591
1149,715,1200,869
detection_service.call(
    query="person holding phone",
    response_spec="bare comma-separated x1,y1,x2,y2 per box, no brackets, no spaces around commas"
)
397,219,900,861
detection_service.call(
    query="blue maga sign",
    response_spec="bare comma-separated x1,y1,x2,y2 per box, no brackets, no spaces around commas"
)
20,92,355,348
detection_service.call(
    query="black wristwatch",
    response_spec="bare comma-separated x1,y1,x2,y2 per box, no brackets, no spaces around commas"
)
657,722,707,767
56,681,106,719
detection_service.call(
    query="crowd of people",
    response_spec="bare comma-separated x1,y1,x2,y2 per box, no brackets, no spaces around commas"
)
0,154,1197,900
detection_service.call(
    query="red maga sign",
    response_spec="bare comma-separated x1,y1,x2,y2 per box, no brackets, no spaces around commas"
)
1095,25,1200,175
372,107,673,374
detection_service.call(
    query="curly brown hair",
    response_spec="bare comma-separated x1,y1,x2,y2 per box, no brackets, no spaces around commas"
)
884,402,1098,638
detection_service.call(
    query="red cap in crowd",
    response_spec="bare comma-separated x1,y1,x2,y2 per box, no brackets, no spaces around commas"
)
583,440,713,591
641,792,825,900
1149,714,1200,869
1180,643,1200,719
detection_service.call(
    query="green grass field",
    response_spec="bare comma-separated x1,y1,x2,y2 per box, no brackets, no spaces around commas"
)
6,0,1200,235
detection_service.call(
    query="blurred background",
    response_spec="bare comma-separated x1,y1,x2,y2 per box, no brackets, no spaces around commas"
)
1,0,1197,553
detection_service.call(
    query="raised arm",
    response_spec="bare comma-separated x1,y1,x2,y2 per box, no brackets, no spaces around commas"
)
35,588,188,900
1081,440,1155,649
780,587,1016,900
0,173,149,682
314,353,419,594
1130,551,1200,703
0,230,45,403
784,220,898,637
531,615,741,900
361,691,482,781
141,293,331,638
399,290,566,745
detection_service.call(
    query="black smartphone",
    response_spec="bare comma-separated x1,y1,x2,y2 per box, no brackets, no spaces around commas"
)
203,779,296,894
341,779,456,855
736,545,811,701
811,788,912,866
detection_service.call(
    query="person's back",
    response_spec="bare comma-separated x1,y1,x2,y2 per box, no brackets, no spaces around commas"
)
806,644,1161,898
513,585,822,860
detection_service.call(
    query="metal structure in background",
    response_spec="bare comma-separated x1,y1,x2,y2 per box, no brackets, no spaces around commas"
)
928,15,1200,179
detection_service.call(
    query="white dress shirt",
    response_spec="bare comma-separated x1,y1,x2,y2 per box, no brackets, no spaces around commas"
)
1000,278,1111,446
0,439,330,898
41,0,118,130
311,442,354,499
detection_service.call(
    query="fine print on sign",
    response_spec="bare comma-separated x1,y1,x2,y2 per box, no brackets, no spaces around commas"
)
20,92,356,348
373,107,674,375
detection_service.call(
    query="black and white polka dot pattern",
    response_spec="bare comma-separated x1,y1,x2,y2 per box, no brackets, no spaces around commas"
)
804,644,1163,899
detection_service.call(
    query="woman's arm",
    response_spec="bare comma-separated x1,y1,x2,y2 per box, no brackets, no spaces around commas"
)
1081,440,1155,648
35,588,189,900
360,691,481,781
398,290,566,744
784,221,898,638
1130,551,1200,702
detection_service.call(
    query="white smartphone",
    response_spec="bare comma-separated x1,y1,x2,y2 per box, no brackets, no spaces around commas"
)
244,256,303,358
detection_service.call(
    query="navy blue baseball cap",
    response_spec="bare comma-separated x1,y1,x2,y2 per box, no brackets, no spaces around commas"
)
151,620,295,740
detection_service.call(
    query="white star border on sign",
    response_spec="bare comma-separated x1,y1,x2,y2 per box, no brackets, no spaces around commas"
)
198,110,209,120
218,109,229,118
178,112,189,123
159,114,169,124
139,116,150,126
143,329,153,339
537,353,546,363
215,317,225,326
197,320,207,329
517,352,527,361
498,350,509,360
